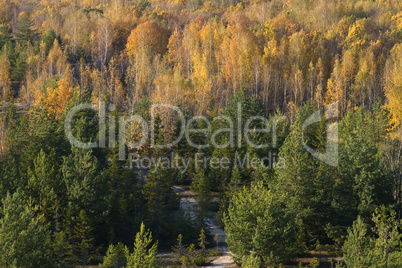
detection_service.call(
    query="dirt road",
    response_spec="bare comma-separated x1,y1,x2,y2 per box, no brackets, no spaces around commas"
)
173,186,235,267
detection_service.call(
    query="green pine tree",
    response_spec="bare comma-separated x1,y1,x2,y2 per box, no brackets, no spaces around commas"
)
126,222,158,268
28,149,61,225
15,15,36,44
342,208,402,268
0,190,54,268
191,166,211,228
273,104,328,248
143,163,178,235
0,23,12,50
52,230,69,267
70,210,95,267
62,146,103,217
223,182,296,266
100,242,127,268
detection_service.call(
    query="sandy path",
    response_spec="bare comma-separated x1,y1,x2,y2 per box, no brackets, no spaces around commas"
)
206,216,234,267
173,186,235,267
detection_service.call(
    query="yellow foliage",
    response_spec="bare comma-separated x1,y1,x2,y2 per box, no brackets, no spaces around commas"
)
126,21,169,56
44,77,74,119
384,44,402,133
0,51,12,102
325,78,337,106
314,84,324,108
392,11,402,30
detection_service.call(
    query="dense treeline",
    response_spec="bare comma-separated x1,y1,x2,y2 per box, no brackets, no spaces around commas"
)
0,0,401,267
0,0,401,117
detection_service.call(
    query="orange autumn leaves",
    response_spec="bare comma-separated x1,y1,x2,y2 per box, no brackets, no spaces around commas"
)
126,20,169,56
34,77,75,119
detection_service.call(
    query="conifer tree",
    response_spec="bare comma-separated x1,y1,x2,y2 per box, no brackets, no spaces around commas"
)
191,166,211,228
0,190,53,268
143,163,178,234
62,146,105,222
52,230,69,267
273,104,329,246
224,182,296,266
336,108,393,225
70,210,95,266
342,209,402,268
15,15,36,44
126,222,158,268
28,149,61,224
0,23,12,50
100,242,127,268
